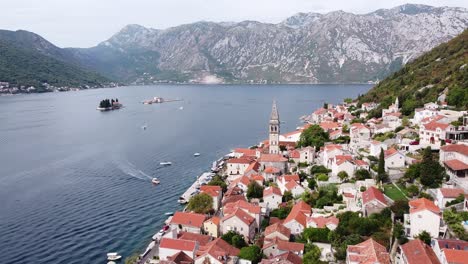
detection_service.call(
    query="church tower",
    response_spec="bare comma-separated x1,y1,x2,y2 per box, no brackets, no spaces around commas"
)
269,100,280,154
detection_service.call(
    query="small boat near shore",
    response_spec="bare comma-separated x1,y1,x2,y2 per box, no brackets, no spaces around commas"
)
164,212,174,216
160,162,172,166
178,197,187,204
107,252,122,261
152,178,160,185
194,153,200,157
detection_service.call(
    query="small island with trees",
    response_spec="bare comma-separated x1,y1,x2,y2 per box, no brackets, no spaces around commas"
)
97,98,122,111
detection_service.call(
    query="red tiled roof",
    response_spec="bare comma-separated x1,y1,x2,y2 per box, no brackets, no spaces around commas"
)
444,249,468,264
283,174,300,182
436,239,468,251
423,121,450,131
384,148,400,158
362,186,387,206
224,200,261,215
347,238,390,264
324,144,343,151
205,216,220,226
251,174,265,182
265,222,291,238
314,108,327,115
264,166,281,174
354,160,369,166
320,121,340,130
227,157,255,164
200,185,222,197
222,208,255,226
307,216,339,228
335,155,353,165
166,251,193,264
222,194,246,206
196,238,240,261
245,161,260,173
439,188,465,198
258,154,288,163
285,180,303,191
409,198,440,215
178,232,212,246
170,212,206,228
441,144,468,156
160,238,197,252
264,186,282,197
445,160,468,171
400,239,440,264
260,251,302,264
263,237,304,252
343,192,355,198
234,148,257,157
284,201,311,227
289,150,300,159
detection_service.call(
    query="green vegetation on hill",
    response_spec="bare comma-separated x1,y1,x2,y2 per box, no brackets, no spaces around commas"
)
0,38,110,90
360,29,468,116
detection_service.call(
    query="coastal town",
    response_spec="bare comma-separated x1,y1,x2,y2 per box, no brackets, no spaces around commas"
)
0,81,118,94
131,94,468,264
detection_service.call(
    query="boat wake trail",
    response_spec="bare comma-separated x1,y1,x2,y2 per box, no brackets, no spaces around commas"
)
113,156,152,181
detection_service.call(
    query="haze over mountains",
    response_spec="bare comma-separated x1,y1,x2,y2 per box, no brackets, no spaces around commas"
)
1,4,467,88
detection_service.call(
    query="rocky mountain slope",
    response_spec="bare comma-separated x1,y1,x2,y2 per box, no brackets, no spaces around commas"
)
70,4,468,84
359,29,467,116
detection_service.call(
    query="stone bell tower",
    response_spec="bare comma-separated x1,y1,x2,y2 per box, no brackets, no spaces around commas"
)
269,100,280,154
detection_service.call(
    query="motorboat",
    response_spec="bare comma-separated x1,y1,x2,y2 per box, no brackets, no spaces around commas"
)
107,253,122,261
178,197,187,204
193,153,200,157
179,106,184,110
164,212,174,216
160,162,172,166
152,178,160,185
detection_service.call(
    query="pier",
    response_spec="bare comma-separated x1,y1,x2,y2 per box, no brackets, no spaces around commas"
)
179,172,215,202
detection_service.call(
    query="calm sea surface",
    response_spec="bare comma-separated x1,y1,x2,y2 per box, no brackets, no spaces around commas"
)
0,84,370,264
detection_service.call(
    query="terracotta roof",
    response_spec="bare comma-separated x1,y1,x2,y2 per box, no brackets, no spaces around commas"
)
196,237,240,261
409,198,440,215
245,161,260,173
170,212,206,228
263,237,304,253
264,222,291,238
258,154,288,163
362,186,387,206
347,238,390,264
264,186,282,197
166,251,193,264
222,194,246,206
227,157,255,164
313,108,327,115
444,249,468,264
436,239,468,251
160,238,197,252
205,216,220,226
224,200,261,215
423,121,450,131
441,144,468,156
343,192,355,198
251,174,265,182
324,144,343,151
335,155,353,165
445,160,468,171
307,216,339,228
439,188,465,198
178,232,212,246
289,150,300,159
354,160,369,166
351,123,368,130
320,121,340,130
285,180,303,191
234,148,257,157
264,166,281,174
283,174,300,182
384,148,400,158
200,185,222,197
400,239,440,264
283,201,311,227
281,130,302,138
222,208,255,226
260,251,302,264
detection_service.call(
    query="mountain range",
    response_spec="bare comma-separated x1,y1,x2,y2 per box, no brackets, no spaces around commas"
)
0,4,467,88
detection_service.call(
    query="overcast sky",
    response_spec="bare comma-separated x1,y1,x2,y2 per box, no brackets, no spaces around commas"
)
1,0,467,48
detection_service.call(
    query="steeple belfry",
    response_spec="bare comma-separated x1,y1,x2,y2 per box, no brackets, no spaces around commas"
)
269,100,280,154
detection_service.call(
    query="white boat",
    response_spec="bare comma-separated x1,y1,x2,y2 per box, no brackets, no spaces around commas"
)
152,178,160,184
165,212,174,216
178,197,187,204
194,153,200,157
179,106,184,110
107,262,116,264
160,162,172,166
107,253,122,261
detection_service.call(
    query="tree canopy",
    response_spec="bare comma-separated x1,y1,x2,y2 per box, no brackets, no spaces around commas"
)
238,246,262,264
187,193,213,214
298,125,330,150
221,231,247,249
246,181,264,200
